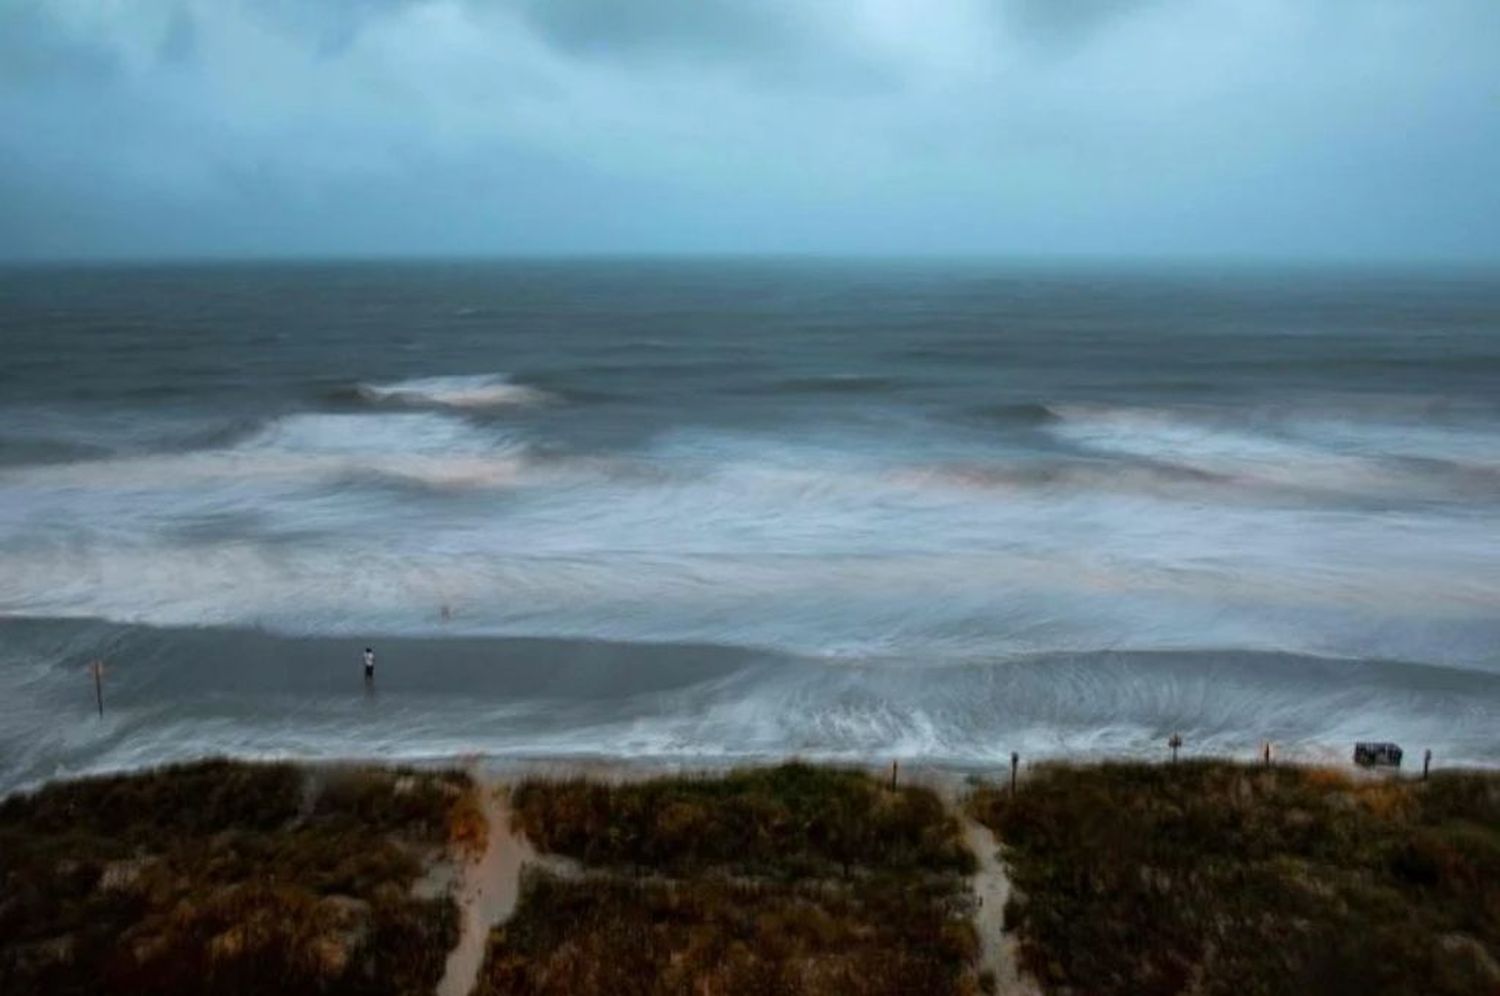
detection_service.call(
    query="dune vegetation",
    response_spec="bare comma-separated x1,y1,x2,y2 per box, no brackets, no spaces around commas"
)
13,755,1496,995
484,762,984,996
510,762,975,878
969,760,1500,996
0,759,481,996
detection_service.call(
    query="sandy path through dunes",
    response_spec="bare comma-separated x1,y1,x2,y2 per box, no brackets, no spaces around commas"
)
437,782,534,996
962,816,1040,996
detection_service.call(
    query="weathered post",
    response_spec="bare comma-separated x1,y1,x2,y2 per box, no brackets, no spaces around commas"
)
890,760,898,791
1168,733,1183,764
1423,749,1432,781
90,660,104,718
1262,741,1272,767
1009,751,1019,797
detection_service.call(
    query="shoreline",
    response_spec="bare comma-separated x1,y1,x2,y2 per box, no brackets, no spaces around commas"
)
2,743,1462,803
6,615,1498,795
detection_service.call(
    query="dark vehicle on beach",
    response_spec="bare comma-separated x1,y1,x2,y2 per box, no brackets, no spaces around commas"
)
1353,742,1403,768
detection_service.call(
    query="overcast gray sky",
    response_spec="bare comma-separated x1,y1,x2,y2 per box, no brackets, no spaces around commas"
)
2,0,1497,261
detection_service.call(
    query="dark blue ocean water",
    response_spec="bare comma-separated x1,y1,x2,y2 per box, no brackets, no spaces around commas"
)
2,260,1498,789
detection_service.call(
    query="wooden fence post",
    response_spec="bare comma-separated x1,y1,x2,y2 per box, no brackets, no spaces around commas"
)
91,660,104,718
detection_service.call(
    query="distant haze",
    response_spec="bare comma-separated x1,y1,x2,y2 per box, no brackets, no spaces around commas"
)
2,0,1498,261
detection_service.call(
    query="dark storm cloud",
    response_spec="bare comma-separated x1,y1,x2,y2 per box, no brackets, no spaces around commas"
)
252,0,426,58
513,0,796,62
505,0,893,93
0,0,1497,260
0,3,120,84
158,5,198,64
1002,0,1162,47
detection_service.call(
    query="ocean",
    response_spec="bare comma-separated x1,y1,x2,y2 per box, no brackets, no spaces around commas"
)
1,259,1497,791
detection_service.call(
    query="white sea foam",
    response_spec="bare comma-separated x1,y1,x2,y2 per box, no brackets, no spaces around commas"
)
4,627,1496,795
246,412,495,454
357,373,553,408
2,414,1498,673
0,412,532,494
1048,404,1352,471
1043,403,1500,499
6,268,1500,790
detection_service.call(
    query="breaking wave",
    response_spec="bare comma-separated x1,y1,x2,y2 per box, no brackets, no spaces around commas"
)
4,260,1500,787
0,412,533,496
355,373,554,409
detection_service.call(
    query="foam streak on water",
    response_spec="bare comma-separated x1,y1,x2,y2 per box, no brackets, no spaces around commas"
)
0,261,1497,789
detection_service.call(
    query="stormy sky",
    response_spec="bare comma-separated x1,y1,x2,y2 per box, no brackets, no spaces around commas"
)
2,0,1497,261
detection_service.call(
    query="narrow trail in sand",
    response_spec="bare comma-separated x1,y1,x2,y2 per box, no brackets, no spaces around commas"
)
436,782,534,996
962,815,1039,996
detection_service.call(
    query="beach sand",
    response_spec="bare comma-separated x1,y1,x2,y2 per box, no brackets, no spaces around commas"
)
437,778,534,996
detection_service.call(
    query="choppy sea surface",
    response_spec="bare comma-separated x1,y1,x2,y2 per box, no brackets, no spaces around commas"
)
1,260,1497,791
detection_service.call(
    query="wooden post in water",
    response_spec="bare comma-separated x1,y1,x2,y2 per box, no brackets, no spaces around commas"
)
90,660,104,718
1010,751,1019,797
1423,749,1432,781
1169,733,1183,764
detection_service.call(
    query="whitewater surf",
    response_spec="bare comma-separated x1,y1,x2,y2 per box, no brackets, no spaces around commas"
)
2,260,1497,790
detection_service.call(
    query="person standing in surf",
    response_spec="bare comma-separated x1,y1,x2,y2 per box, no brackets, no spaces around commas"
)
363,647,376,683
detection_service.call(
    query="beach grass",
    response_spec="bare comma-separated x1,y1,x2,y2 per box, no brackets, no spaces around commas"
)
9,755,1499,995
479,871,979,996
968,760,1500,996
0,759,475,996
510,760,975,878
483,762,982,995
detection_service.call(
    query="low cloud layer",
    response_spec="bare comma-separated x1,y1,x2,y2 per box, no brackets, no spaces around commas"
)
2,0,1497,260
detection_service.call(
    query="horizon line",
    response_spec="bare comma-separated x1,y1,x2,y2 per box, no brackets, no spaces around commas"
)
4,249,1500,271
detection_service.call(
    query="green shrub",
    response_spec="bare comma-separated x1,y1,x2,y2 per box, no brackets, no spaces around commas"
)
0,760,471,996
969,761,1500,996
477,872,977,996
485,763,983,995
511,762,974,877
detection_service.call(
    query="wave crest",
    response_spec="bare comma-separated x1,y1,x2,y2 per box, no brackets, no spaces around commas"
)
356,374,553,409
